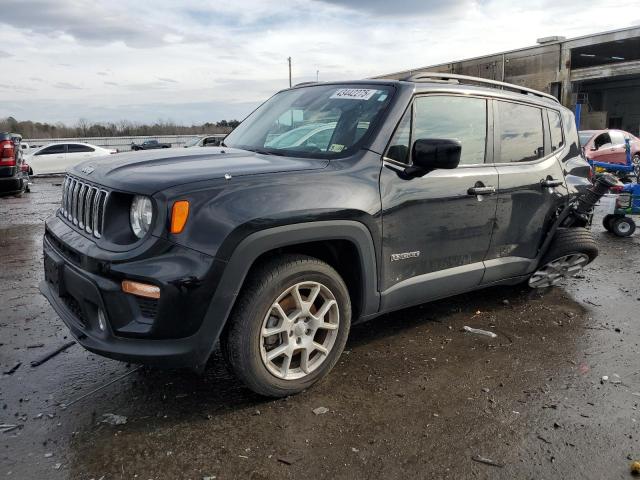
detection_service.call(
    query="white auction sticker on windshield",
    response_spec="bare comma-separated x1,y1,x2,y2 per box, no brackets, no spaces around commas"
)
330,88,378,100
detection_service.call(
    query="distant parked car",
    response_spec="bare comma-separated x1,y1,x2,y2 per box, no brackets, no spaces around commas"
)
0,132,29,195
184,136,222,148
579,129,640,166
26,142,116,175
131,139,171,151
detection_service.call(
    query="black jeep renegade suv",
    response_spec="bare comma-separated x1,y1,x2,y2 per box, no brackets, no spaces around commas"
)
41,74,598,397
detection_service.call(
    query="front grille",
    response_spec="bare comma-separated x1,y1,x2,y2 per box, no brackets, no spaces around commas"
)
61,175,109,238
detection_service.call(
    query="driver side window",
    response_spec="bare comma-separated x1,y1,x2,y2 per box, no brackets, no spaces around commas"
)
384,95,487,166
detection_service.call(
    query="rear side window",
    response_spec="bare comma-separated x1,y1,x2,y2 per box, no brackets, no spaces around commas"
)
548,110,564,152
497,101,544,163
36,144,66,155
67,144,95,153
413,96,487,165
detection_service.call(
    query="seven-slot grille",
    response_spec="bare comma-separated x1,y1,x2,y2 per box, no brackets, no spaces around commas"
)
60,175,109,238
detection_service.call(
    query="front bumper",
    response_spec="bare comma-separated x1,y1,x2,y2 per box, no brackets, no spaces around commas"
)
40,220,222,369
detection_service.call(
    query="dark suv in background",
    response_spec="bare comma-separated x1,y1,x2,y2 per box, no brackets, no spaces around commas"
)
41,74,602,397
0,132,29,196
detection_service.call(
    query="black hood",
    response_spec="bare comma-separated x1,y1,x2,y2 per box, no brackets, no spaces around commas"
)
68,147,329,195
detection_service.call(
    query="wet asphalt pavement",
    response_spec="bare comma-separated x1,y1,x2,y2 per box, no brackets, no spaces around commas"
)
1,178,639,479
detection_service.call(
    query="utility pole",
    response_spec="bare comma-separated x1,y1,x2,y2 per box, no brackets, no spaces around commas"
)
316,69,319,82
288,57,292,87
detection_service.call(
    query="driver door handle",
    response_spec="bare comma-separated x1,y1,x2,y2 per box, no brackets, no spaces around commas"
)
467,185,496,195
541,178,563,188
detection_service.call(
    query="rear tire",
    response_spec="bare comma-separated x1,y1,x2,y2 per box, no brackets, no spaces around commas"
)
528,228,598,288
222,254,351,397
611,216,636,237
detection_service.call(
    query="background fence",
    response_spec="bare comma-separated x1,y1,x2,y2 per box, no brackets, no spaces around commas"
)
23,134,227,152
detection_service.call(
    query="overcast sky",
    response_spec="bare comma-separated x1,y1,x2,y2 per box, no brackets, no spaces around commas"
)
0,0,638,126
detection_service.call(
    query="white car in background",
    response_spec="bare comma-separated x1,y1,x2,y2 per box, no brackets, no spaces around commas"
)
26,142,116,175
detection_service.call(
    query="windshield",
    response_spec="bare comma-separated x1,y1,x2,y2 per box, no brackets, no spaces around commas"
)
578,132,594,146
185,137,201,147
224,84,393,158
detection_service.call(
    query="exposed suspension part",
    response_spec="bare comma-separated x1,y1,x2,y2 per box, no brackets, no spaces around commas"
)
561,173,619,227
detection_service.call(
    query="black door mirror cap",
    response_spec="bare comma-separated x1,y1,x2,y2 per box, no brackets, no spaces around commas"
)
404,138,462,178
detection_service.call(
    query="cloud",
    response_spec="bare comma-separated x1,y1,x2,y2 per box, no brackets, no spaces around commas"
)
0,0,637,126
317,0,474,15
0,0,180,47
53,82,82,90
0,50,12,57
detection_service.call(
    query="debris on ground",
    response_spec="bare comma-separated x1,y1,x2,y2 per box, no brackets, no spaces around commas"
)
463,326,498,338
3,362,21,375
313,407,329,415
0,424,21,434
277,455,301,465
471,455,504,468
30,341,75,367
61,365,143,409
101,413,127,426
631,461,640,475
26,343,44,349
601,375,609,384
537,435,552,444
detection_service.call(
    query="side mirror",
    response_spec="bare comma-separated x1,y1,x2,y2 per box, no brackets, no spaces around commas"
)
404,139,461,178
590,146,597,151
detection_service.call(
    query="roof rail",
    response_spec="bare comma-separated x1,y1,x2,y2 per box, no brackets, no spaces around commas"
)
403,72,559,104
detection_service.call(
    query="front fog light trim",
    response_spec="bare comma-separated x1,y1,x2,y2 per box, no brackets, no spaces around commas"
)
97,308,107,331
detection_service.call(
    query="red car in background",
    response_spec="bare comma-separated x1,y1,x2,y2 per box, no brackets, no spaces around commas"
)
579,129,640,166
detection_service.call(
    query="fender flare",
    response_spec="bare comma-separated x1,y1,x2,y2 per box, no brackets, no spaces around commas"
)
192,220,380,369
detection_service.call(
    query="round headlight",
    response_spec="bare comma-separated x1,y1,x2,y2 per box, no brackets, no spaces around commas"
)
130,195,153,239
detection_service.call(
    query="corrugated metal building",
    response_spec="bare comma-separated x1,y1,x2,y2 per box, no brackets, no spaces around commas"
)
377,26,640,134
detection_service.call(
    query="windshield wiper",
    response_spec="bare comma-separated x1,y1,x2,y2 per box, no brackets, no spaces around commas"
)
248,147,286,156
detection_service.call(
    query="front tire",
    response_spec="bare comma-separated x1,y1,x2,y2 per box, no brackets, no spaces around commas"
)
222,254,351,397
528,228,598,288
611,216,636,237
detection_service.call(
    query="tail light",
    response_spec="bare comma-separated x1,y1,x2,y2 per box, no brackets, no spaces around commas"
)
0,140,16,167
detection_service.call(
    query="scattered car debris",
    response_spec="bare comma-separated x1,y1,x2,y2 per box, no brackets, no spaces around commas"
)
3,362,21,375
61,366,142,408
601,375,609,384
277,455,301,465
0,424,21,434
101,413,127,426
463,326,498,338
471,455,504,468
44,453,53,458
537,435,552,444
26,343,44,349
313,407,329,415
30,341,75,367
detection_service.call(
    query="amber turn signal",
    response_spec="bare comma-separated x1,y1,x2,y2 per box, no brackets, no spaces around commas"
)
170,200,190,234
122,280,160,299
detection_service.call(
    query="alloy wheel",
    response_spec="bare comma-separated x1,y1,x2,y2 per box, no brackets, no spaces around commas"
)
528,253,590,288
260,281,339,380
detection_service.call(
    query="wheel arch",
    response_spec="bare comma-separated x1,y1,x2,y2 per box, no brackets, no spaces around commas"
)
194,221,380,369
